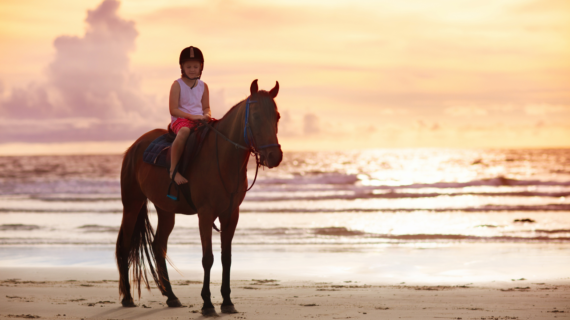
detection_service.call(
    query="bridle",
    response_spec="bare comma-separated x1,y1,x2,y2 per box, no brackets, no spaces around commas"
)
243,97,281,152
204,96,281,191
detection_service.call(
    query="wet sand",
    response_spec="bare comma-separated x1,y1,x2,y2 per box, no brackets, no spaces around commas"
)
0,268,568,320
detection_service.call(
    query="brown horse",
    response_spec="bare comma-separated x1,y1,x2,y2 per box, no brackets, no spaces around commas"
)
115,80,282,316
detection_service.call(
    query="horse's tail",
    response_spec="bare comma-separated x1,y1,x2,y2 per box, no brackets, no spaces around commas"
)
116,200,165,298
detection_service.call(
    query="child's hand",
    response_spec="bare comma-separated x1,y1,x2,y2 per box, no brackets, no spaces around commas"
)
203,115,211,122
188,114,206,121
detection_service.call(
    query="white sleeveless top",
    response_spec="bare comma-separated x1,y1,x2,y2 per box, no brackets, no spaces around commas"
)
171,78,205,124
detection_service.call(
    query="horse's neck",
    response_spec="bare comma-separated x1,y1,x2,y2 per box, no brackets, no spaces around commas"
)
214,100,250,173
217,101,247,146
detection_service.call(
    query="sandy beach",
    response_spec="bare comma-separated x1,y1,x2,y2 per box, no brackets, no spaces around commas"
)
0,267,569,320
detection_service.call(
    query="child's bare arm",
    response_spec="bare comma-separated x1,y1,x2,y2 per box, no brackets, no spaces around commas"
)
201,82,211,121
169,81,206,120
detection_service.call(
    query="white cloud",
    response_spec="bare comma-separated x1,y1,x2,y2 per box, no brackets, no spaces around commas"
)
0,0,161,143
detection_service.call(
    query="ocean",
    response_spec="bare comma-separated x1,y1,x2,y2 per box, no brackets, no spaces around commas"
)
1,149,569,283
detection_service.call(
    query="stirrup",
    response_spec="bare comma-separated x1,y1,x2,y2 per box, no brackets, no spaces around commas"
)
167,166,181,201
168,162,183,201
167,180,180,201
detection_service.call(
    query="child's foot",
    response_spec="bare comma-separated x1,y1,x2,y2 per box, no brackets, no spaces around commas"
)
170,171,188,185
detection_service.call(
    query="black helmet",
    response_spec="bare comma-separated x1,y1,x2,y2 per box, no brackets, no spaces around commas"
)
179,46,204,79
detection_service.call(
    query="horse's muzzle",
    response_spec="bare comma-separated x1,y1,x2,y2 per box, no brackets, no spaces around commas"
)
260,146,283,168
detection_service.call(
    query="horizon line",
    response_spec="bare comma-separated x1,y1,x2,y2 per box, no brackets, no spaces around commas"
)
0,141,569,157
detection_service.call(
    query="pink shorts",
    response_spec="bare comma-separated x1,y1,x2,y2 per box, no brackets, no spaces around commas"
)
171,118,201,134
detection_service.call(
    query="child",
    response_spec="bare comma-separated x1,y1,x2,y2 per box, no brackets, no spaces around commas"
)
169,46,211,185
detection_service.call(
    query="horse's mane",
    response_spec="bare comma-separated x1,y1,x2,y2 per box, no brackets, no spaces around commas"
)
220,99,245,121
219,91,275,121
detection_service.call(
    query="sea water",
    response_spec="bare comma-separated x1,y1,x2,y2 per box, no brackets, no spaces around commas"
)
1,149,569,283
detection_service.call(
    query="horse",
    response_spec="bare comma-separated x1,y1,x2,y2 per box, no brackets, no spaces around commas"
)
115,80,282,316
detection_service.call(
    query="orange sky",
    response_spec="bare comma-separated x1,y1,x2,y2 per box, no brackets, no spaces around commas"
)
0,0,569,153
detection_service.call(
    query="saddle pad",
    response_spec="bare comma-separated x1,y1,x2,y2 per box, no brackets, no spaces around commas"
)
142,134,174,168
142,121,217,169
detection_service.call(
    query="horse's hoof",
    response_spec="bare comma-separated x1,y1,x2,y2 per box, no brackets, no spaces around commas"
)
221,304,238,313
201,307,219,317
121,298,136,307
166,298,183,308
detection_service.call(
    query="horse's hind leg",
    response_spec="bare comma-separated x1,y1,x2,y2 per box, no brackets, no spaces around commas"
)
220,208,239,313
116,198,146,307
153,206,182,307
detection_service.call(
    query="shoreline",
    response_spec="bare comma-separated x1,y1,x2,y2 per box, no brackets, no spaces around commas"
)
2,242,570,284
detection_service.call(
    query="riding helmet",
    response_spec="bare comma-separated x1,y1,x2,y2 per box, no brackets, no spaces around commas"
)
179,46,204,79
179,46,204,64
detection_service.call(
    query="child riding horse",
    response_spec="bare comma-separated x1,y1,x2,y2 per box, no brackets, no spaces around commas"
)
116,80,282,317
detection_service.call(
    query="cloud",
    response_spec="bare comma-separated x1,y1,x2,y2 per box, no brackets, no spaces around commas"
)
303,113,320,135
441,103,570,118
0,0,160,143
376,108,409,115
275,109,298,138
524,104,568,115
444,106,488,116
210,88,231,119
0,82,55,118
514,0,570,14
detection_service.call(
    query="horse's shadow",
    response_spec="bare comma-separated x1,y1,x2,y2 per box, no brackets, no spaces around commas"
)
91,305,237,319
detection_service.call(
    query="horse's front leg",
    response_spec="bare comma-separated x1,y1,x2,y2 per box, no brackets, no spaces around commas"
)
220,208,240,313
198,210,217,316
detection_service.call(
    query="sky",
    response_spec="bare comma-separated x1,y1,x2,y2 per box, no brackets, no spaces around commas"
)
0,0,569,153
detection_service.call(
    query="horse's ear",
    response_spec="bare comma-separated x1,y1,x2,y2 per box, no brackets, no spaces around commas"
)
250,79,259,96
269,81,279,98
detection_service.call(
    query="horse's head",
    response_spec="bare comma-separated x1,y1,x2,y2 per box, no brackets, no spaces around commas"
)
247,79,283,168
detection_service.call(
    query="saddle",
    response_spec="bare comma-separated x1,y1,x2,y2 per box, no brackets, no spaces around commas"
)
142,130,174,168
142,121,216,210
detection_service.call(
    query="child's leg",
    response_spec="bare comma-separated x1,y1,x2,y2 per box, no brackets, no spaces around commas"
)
170,127,191,185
